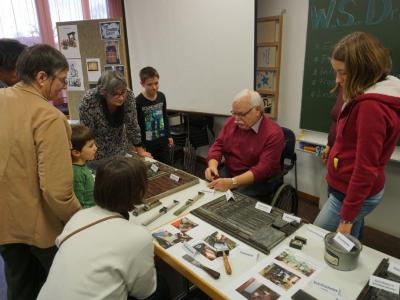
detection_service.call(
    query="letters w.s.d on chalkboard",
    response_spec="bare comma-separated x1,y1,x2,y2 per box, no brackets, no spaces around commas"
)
301,0,400,133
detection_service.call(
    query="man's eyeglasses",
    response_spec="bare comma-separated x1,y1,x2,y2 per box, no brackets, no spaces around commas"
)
231,106,255,117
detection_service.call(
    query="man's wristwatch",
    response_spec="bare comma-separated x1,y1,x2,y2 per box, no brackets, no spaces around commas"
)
339,219,353,224
231,177,238,187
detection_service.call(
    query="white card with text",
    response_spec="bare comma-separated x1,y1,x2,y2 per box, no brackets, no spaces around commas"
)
170,174,180,182
311,279,341,297
150,164,159,173
255,202,272,213
388,262,400,277
225,190,234,201
369,275,400,295
333,233,355,252
282,213,301,223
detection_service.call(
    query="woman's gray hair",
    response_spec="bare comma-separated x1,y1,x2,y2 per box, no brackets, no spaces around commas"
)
233,89,264,108
98,70,127,94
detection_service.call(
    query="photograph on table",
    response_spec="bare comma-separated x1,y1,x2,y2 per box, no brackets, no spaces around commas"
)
275,249,317,277
235,277,280,300
193,242,218,261
152,229,192,249
171,217,198,233
259,263,301,291
204,231,238,250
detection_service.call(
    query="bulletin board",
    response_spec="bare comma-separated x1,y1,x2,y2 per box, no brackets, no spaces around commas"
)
56,17,130,120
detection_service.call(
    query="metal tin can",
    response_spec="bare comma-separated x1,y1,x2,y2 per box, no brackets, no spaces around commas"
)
324,232,362,271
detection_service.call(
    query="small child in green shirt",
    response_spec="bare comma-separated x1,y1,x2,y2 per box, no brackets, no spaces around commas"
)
71,124,97,208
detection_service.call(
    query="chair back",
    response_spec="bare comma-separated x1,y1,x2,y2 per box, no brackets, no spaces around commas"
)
281,127,296,173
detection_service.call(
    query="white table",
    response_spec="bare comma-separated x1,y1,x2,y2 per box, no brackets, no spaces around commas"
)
130,170,399,299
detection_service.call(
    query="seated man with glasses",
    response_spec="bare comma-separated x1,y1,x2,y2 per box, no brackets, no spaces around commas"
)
80,71,151,167
205,89,284,201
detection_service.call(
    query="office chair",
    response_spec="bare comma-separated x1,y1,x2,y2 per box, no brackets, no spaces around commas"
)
267,127,299,214
169,113,214,172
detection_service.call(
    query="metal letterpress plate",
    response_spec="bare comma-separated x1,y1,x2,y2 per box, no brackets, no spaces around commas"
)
249,226,286,252
191,192,303,254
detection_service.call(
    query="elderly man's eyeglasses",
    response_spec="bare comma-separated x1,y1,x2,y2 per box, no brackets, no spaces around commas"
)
231,106,255,117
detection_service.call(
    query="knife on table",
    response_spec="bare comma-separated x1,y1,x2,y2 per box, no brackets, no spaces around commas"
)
182,254,220,279
173,192,205,216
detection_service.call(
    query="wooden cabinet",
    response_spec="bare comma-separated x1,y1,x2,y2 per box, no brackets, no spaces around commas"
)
255,15,283,119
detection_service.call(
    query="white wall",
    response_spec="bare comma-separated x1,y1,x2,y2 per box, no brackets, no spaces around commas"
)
124,0,254,115
258,0,400,237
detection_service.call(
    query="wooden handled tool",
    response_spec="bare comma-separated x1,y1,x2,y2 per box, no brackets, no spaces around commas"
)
222,251,232,275
182,254,220,279
216,244,232,275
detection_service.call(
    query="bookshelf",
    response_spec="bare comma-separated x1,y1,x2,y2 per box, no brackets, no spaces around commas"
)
255,15,283,119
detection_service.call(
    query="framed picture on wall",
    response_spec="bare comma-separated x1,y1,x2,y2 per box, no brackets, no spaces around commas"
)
256,71,275,91
257,46,276,68
257,21,276,43
114,65,124,74
88,83,97,89
262,95,276,118
255,15,283,121
104,40,120,64
100,21,121,40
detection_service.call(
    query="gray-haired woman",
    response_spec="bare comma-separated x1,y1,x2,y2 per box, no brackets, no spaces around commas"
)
79,71,151,163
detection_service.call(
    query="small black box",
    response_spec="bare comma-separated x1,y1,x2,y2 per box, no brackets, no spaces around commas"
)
289,239,303,250
294,235,307,245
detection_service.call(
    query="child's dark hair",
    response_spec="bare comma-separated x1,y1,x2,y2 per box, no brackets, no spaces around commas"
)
139,66,159,82
0,39,27,71
94,156,147,213
71,124,94,151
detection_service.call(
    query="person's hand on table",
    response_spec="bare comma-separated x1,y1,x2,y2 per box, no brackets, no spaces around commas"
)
136,147,153,158
336,222,353,235
207,178,232,192
205,166,219,181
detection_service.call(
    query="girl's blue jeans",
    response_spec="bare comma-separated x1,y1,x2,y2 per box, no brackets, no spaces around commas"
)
313,188,384,238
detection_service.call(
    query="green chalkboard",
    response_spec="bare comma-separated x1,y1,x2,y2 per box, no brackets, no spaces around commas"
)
300,0,400,133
